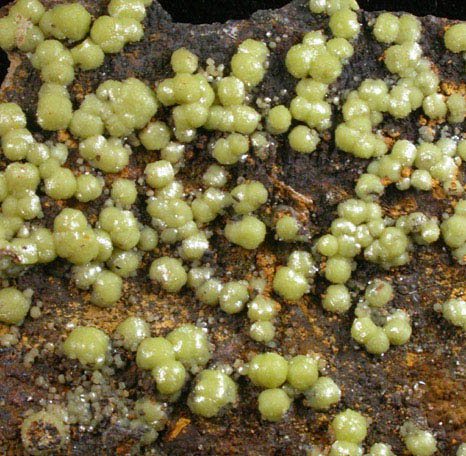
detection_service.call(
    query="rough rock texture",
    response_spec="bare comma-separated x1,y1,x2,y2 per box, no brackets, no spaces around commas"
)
0,1,464,455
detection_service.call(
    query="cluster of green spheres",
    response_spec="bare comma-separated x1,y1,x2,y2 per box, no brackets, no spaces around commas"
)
231,39,269,88
248,351,340,421
372,13,464,124
329,408,367,456
401,422,437,456
53,208,100,265
285,27,356,153
188,269,273,338
309,0,360,40
4,0,104,74
157,48,215,143
366,443,396,456
248,353,291,421
444,23,466,53
36,83,73,131
187,369,237,417
166,324,211,369
275,215,303,242
63,326,109,368
54,204,146,308
439,298,466,332
31,40,75,86
136,335,186,395
135,324,211,395
231,181,268,215
205,105,260,136
74,78,158,138
133,397,168,445
144,161,212,261
315,199,397,289
225,215,266,250
441,200,466,260
157,43,264,143
0,0,464,450
114,316,150,350
0,0,45,53
373,13,421,44
351,279,411,355
309,0,359,17
286,27,352,86
91,0,154,54
0,105,83,275
395,212,441,246
40,3,91,42
191,187,232,223
212,133,250,165
273,250,316,301
248,295,280,343
355,311,412,355
98,206,140,250
375,138,461,194
79,136,131,173
0,287,31,325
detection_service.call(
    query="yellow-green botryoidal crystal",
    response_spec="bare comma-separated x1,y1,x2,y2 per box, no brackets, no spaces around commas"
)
0,103,26,137
303,376,341,410
258,388,291,422
444,23,466,53
166,324,211,368
247,352,288,388
152,359,186,395
115,316,151,351
331,409,368,443
287,355,319,391
329,9,360,39
40,4,91,41
219,281,249,314
62,326,109,368
71,39,105,70
149,257,187,292
136,337,175,370
224,215,266,250
401,423,437,456
188,369,237,417
0,287,31,325
90,270,123,307
273,266,308,301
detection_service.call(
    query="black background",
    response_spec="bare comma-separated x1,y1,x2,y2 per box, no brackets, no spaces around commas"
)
156,0,466,23
0,0,465,83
